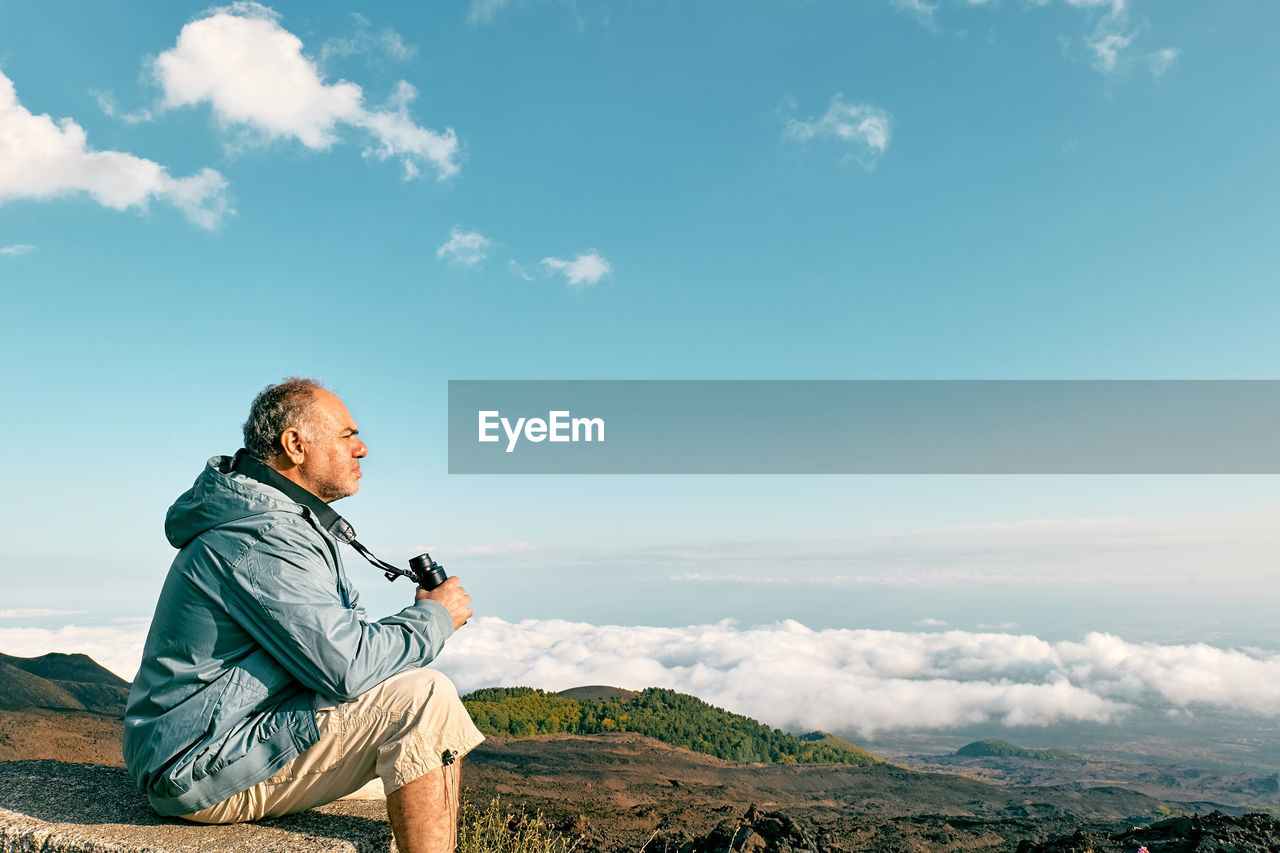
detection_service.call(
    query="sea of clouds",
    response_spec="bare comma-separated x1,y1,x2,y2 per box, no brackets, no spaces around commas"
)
433,618,1280,736
5,615,1277,737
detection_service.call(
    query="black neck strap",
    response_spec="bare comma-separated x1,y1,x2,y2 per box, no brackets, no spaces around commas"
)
231,450,412,582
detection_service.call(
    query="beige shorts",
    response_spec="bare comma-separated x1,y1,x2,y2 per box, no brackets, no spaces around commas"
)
180,667,485,824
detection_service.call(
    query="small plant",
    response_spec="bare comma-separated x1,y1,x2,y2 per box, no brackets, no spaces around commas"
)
457,796,578,853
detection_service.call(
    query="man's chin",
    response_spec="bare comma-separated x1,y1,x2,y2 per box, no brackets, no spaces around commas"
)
321,484,359,503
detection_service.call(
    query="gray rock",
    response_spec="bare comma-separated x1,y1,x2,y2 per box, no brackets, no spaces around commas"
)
0,761,395,853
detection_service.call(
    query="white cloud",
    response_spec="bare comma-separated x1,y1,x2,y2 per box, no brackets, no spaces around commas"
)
0,244,36,256
0,70,229,228
0,620,149,681
508,260,534,281
434,618,1280,736
1068,0,1176,78
0,609,86,619
321,14,417,65
468,0,512,25
152,3,458,180
1146,47,1178,77
915,618,949,628
437,227,492,267
892,0,937,27
1088,32,1133,72
541,251,612,287
94,91,154,124
1066,0,1126,15
885,0,1175,80
785,94,892,168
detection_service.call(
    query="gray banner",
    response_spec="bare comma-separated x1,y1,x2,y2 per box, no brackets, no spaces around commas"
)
447,380,1280,474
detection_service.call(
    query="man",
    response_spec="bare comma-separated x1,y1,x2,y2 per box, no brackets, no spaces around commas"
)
124,378,483,853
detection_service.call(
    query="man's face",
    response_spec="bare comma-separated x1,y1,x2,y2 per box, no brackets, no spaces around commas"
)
296,389,368,503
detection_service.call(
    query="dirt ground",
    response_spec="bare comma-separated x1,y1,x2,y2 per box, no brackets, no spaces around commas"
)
460,733,1197,853
4,711,1275,852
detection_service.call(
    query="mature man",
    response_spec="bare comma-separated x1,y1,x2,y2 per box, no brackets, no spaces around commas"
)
124,378,483,853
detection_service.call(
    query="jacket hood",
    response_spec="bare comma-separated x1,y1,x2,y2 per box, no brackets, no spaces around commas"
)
165,455,305,549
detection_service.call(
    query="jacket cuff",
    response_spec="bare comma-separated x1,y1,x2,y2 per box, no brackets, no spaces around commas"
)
412,598,456,640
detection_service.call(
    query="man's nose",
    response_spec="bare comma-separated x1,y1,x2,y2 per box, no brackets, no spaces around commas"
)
354,439,368,457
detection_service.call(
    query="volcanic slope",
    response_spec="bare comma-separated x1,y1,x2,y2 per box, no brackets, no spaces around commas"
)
0,651,129,765
0,651,129,715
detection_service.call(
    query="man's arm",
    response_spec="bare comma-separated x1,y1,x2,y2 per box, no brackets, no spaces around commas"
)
222,529,458,703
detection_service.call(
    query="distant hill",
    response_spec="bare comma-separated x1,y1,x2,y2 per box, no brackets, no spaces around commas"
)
0,652,129,716
0,652,127,687
556,685,640,702
463,685,883,766
956,738,1081,760
795,730,881,764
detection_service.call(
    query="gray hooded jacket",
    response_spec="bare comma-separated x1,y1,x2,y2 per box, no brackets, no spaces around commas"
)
123,456,454,815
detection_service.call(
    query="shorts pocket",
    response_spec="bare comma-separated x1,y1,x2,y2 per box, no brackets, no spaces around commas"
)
271,708,347,780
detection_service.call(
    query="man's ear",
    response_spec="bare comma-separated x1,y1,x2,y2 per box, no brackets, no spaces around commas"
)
279,427,307,465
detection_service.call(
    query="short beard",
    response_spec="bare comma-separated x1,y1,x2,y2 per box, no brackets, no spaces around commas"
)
312,477,355,503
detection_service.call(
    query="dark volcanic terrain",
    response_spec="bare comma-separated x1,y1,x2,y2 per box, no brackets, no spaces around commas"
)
1,653,1278,852
462,732,1273,853
901,749,1280,814
0,651,128,765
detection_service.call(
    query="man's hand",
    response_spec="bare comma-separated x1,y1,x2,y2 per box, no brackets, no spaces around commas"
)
416,576,472,632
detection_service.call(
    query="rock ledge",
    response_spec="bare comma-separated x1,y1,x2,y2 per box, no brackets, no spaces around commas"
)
0,760,394,853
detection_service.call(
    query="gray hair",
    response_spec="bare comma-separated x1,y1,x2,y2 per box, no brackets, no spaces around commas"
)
243,377,326,460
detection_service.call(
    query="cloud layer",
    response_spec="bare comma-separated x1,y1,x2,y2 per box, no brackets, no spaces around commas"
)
0,609,86,619
0,621,150,684
153,3,458,180
6,614,1278,738
0,70,228,228
496,513,1280,592
434,619,1280,736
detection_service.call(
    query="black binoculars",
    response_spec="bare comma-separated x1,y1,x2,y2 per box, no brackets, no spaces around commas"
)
408,553,449,591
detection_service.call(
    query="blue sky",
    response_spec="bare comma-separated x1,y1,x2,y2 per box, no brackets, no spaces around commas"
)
2,1,1279,739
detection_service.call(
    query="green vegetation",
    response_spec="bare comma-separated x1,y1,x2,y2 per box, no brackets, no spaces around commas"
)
458,797,576,853
955,738,1081,761
795,730,877,757
462,686,881,766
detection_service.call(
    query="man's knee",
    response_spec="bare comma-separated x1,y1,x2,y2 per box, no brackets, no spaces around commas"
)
379,667,461,710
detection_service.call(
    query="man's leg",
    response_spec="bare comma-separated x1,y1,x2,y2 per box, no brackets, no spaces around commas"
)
386,758,461,853
180,668,484,834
